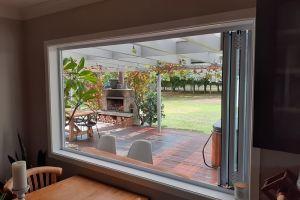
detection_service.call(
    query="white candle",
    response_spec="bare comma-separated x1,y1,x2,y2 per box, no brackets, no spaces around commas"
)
12,161,27,190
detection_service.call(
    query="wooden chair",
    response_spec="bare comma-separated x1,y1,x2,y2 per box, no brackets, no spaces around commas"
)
4,166,62,193
84,112,100,138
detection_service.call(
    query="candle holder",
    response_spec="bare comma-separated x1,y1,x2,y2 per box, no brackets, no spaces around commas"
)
12,185,30,200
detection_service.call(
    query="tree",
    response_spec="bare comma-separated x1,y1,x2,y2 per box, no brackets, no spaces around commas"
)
126,71,165,126
63,57,97,125
126,71,151,125
201,72,211,94
170,75,181,92
186,72,200,93
161,73,171,91
177,70,189,92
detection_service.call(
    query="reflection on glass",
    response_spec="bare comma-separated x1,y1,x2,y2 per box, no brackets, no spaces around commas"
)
233,48,240,172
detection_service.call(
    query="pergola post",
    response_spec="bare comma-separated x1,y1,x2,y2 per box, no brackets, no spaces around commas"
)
157,73,162,133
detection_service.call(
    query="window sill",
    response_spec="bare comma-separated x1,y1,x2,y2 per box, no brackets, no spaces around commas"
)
50,149,234,200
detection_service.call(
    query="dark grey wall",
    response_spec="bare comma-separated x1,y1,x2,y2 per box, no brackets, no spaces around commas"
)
0,17,24,182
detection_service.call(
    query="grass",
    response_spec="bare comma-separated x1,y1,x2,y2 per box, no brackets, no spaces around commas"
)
161,92,221,134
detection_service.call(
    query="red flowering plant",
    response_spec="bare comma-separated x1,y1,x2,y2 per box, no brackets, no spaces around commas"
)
126,71,152,125
150,61,182,75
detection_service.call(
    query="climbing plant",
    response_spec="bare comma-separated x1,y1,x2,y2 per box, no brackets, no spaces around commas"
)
86,75,104,111
126,71,151,124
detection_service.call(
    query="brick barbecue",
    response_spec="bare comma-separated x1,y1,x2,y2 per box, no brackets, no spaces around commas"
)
99,72,137,126
102,89,134,112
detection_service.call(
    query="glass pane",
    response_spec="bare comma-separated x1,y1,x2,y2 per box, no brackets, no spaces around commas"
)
233,48,240,172
61,33,223,186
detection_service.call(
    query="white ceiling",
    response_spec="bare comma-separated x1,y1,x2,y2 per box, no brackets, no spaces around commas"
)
0,0,105,20
0,0,50,8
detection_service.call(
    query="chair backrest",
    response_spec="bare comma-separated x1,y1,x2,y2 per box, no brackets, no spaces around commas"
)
84,112,98,127
97,135,116,154
127,140,153,164
4,166,62,193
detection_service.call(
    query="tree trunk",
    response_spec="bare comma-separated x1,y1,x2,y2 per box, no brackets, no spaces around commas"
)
65,103,81,127
193,84,195,94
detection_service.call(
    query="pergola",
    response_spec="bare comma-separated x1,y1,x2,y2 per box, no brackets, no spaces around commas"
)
62,33,222,132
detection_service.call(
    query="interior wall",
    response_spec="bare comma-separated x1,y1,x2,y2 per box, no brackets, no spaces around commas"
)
259,149,300,199
0,17,23,182
23,0,255,199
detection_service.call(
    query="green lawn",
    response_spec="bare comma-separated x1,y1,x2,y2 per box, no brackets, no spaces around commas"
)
161,93,221,134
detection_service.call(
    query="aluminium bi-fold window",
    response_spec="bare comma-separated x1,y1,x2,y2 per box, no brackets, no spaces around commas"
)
45,22,254,196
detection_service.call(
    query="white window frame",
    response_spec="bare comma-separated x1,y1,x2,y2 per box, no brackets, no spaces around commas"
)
45,9,257,200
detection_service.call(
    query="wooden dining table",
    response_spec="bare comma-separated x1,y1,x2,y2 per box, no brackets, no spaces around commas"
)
26,176,148,200
66,109,95,141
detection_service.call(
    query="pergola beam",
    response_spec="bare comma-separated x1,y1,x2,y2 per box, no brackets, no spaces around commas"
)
62,34,222,71
138,39,177,55
182,34,221,52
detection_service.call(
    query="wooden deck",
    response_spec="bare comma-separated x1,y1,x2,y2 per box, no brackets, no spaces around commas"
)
66,122,218,185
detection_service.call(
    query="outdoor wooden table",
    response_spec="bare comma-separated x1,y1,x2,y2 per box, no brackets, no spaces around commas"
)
66,110,95,141
80,146,190,180
26,175,148,200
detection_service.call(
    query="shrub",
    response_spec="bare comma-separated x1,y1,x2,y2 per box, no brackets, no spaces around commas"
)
140,91,165,126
